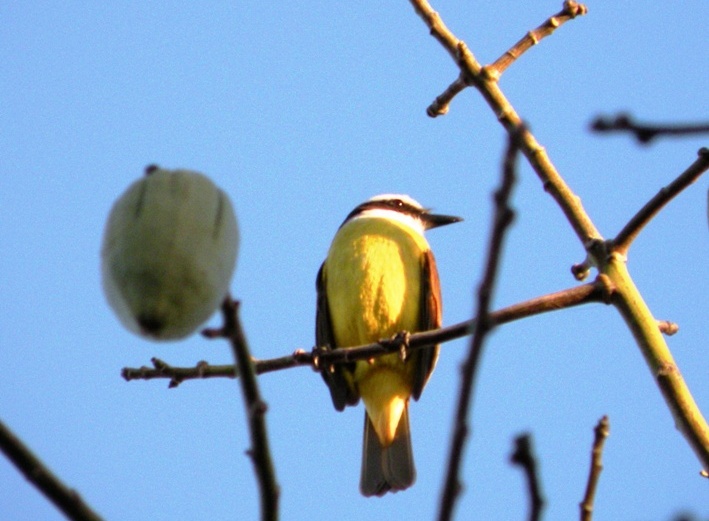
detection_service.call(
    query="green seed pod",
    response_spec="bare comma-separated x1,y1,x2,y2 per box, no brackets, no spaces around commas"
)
101,166,239,341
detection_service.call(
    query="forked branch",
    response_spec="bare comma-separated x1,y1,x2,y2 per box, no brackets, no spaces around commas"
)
409,0,709,474
423,1,588,116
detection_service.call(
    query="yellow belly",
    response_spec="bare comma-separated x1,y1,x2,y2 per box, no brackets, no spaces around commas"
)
325,217,429,445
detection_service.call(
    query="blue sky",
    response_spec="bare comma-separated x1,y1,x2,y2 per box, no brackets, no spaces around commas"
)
1,2,707,520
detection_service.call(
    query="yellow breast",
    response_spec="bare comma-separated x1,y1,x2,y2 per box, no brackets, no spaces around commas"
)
324,216,430,444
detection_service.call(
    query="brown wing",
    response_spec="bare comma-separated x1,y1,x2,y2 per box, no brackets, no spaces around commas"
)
411,249,442,401
315,263,359,411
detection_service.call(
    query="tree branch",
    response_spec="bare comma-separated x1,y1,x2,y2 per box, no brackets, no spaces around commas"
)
0,419,104,521
203,297,280,521
590,114,709,144
438,127,520,521
579,416,610,521
613,148,709,256
485,1,588,80
410,0,709,477
510,434,546,521
410,0,601,248
121,358,236,388
418,1,588,117
122,280,678,387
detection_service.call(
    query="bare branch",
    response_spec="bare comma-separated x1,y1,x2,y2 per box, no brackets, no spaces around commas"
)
410,0,709,473
416,1,588,117
206,297,280,521
122,281,610,386
510,434,546,521
410,0,601,247
121,358,236,387
0,419,104,521
438,127,520,521
580,416,610,521
485,1,588,80
590,114,709,144
613,148,709,256
427,75,466,117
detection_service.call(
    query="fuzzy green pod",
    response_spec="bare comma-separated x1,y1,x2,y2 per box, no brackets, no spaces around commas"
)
101,166,239,340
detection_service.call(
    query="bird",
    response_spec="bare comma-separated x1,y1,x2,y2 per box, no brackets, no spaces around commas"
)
315,194,462,496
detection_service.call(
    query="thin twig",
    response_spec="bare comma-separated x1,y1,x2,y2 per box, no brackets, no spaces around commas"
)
121,359,236,387
0,419,104,521
438,127,520,521
590,114,709,144
613,148,709,256
510,434,546,521
579,416,610,521
418,1,588,117
485,1,588,80
123,281,610,386
207,297,280,521
427,75,466,117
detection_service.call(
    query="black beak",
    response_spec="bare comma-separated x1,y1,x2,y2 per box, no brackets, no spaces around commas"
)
423,212,463,230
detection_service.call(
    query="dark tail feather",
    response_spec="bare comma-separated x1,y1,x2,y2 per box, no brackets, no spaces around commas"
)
359,405,416,497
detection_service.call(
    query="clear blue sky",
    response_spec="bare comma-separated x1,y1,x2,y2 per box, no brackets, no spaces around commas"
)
2,2,707,520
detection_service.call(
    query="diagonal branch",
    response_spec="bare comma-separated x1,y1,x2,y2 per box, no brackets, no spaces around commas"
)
613,148,709,256
420,1,588,117
410,0,601,248
485,1,588,80
438,127,520,521
0,419,104,521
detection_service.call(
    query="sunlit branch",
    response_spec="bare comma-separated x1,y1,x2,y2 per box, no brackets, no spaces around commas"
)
579,416,610,521
0,419,104,521
485,1,588,80
438,127,520,521
410,0,601,248
416,1,588,117
427,75,466,117
590,114,709,144
409,0,709,475
613,148,709,256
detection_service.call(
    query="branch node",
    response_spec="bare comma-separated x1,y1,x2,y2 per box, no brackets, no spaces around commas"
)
657,320,679,336
594,274,616,304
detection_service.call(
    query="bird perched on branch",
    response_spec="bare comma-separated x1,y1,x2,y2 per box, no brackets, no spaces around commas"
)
316,194,461,496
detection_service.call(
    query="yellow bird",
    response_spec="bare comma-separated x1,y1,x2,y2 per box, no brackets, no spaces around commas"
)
316,194,461,496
